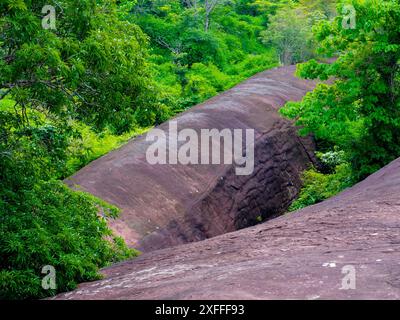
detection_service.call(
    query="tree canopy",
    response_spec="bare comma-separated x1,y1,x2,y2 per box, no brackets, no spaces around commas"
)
281,0,400,179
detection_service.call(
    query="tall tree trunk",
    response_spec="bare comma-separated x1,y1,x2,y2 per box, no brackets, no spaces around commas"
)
204,0,219,32
205,14,210,32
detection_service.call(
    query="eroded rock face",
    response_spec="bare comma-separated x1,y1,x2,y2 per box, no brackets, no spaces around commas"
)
66,65,317,252
56,158,400,300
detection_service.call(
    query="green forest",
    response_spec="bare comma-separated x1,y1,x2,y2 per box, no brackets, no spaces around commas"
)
1,0,399,299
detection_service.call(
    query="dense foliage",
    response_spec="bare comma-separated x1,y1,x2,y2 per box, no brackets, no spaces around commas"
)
288,150,352,211
127,0,282,111
282,0,400,209
0,0,145,299
0,180,135,299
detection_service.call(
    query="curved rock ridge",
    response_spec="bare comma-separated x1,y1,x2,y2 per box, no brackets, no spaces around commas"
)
66,65,317,252
56,157,400,300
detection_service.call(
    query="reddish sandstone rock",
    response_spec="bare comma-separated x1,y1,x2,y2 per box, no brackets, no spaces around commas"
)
56,158,400,300
66,65,317,252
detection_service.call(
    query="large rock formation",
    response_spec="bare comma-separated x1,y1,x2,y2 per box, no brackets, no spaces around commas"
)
67,65,317,252
56,157,400,300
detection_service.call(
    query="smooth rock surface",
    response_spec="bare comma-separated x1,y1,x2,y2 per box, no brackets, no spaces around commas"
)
56,158,400,300
66,65,317,252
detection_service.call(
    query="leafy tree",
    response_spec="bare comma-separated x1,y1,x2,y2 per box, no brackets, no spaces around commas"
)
0,0,151,299
260,5,323,65
203,0,224,31
281,0,400,179
1,0,164,134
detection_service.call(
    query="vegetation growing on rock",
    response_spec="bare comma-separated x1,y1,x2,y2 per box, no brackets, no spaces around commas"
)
283,0,400,210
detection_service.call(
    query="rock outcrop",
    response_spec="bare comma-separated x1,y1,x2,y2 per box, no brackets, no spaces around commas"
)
56,157,400,300
66,65,317,252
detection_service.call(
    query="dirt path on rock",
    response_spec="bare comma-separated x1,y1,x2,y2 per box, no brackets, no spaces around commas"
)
56,158,400,300
66,65,317,252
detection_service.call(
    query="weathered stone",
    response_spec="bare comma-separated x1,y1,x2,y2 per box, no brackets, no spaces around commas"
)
56,157,400,300
66,65,317,252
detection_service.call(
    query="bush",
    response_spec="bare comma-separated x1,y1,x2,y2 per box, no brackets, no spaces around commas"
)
288,163,353,212
0,180,136,299
226,51,278,78
65,123,150,177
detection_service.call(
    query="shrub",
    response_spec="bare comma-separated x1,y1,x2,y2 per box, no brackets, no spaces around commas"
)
0,180,136,299
65,123,150,177
288,163,353,212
